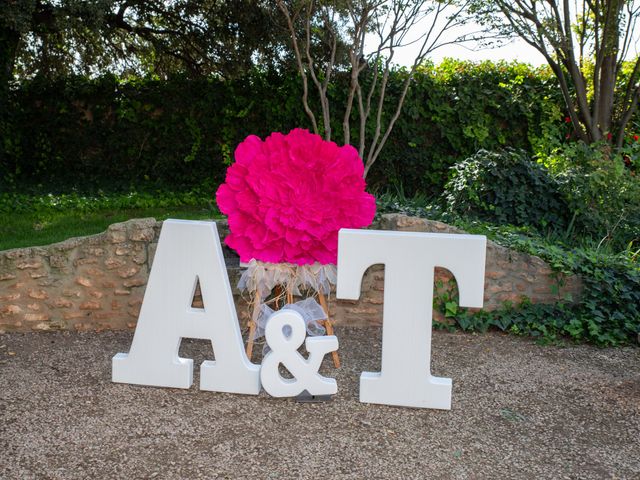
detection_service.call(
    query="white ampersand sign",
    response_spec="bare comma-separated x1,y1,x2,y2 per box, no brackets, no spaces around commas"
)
260,310,339,398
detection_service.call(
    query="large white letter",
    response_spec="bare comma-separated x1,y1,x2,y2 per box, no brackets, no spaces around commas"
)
337,229,486,409
112,220,260,394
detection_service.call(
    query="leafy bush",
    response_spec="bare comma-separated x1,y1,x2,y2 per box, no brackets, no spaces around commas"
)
376,195,639,346
1,61,566,196
433,221,640,346
443,148,569,231
368,60,565,193
496,231,640,346
1,72,310,192
540,141,640,249
620,125,640,172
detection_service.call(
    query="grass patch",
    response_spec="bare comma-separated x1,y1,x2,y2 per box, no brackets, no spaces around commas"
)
0,189,219,250
0,206,218,251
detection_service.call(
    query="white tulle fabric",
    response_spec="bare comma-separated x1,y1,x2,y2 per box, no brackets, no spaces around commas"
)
237,259,337,298
238,260,336,352
251,297,328,345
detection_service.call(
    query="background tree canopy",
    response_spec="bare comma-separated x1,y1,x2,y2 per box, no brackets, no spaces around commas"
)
1,0,639,186
0,0,290,84
470,0,640,148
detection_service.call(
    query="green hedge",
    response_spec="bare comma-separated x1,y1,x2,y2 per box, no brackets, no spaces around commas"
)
1,60,566,194
444,148,570,230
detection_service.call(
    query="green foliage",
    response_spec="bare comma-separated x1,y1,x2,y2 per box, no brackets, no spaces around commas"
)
1,72,310,191
367,60,565,193
433,235,640,346
539,141,640,249
2,60,572,195
377,195,640,346
374,190,446,221
443,148,569,231
1,1,287,81
448,224,640,346
0,185,218,215
620,131,640,171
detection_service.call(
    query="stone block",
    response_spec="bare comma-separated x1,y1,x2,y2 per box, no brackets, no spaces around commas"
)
485,270,505,280
123,277,145,288
51,298,73,309
85,268,105,277
79,301,101,310
62,289,82,298
16,260,43,270
132,250,147,265
33,322,54,331
75,257,98,266
28,289,49,300
49,255,69,269
107,227,127,244
2,305,22,315
23,313,50,322
130,227,155,242
118,266,140,279
75,277,92,288
364,296,384,305
0,293,21,302
345,306,379,315
104,258,126,270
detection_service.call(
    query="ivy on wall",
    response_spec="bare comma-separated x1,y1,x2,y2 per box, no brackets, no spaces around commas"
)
2,61,568,194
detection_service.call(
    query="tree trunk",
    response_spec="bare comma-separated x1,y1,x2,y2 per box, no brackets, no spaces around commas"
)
597,54,616,136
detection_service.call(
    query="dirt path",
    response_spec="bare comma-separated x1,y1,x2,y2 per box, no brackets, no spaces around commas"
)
1,329,639,479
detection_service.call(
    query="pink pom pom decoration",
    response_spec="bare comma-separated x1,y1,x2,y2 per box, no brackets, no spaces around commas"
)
216,128,376,265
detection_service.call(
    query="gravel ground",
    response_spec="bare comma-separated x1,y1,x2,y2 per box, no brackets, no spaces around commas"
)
0,328,639,479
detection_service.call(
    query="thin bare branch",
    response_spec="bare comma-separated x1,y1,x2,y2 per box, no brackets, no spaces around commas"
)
276,0,319,135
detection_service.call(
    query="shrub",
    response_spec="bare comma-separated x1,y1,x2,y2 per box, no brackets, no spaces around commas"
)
540,141,640,250
1,61,566,195
432,221,640,346
443,148,569,231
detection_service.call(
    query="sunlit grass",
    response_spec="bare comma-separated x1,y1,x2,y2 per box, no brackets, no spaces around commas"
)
0,206,218,251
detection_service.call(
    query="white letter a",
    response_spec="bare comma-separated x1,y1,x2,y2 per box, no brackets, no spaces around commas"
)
112,220,260,394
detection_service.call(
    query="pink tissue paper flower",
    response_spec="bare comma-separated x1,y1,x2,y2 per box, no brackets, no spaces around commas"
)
216,128,376,265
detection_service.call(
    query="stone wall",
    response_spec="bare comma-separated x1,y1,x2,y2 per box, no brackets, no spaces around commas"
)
329,214,581,326
0,219,160,332
0,214,581,332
